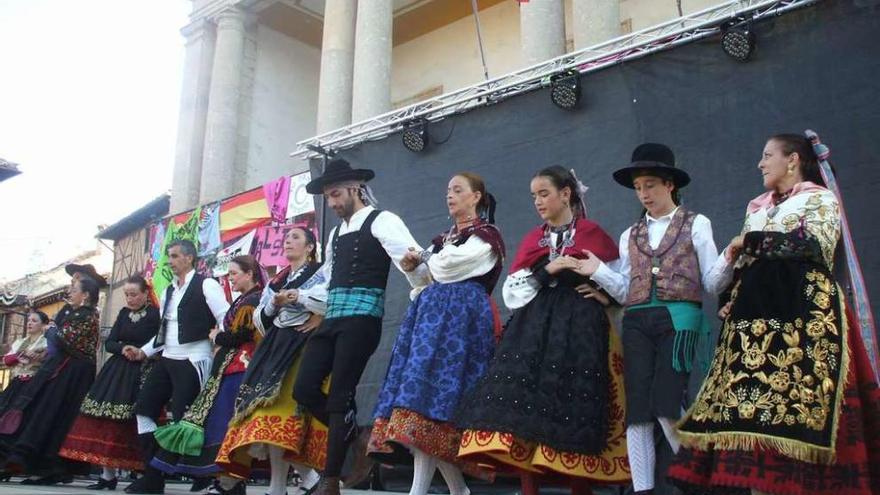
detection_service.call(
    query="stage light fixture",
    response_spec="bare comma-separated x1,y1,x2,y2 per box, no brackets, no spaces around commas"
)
402,120,429,152
721,22,756,62
550,70,582,110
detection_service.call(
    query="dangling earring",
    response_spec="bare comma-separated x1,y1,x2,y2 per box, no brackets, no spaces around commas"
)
787,167,794,175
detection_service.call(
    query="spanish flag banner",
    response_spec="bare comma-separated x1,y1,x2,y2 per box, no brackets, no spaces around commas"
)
219,187,271,242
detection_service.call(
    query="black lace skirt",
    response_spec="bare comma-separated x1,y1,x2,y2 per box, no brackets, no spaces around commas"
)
456,284,610,455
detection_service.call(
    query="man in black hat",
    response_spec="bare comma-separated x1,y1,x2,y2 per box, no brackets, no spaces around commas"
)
292,158,430,495
576,143,727,494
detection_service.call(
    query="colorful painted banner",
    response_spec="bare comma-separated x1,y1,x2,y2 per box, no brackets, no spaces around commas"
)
254,225,294,267
286,172,314,219
220,188,271,242
263,176,291,224
151,207,201,299
213,229,256,277
198,202,222,256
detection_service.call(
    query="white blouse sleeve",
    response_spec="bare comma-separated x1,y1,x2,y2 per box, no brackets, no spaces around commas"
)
372,211,432,289
502,268,542,310
691,214,723,295
428,236,497,284
296,269,329,316
704,251,735,296
590,228,631,304
253,284,275,335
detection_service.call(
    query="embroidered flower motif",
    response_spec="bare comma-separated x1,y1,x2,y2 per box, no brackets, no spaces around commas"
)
751,319,768,337
806,310,837,339
738,401,756,419
813,358,830,380
806,406,827,430
742,347,766,370
813,291,831,310
768,371,791,392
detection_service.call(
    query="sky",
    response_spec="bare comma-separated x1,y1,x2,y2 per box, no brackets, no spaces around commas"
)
0,0,191,281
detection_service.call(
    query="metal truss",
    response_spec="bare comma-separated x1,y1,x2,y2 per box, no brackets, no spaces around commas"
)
292,0,820,159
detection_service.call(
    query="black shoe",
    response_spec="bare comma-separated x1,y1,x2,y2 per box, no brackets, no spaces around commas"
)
124,467,164,494
227,481,246,495
20,473,73,485
190,477,213,492
207,480,246,495
88,477,119,490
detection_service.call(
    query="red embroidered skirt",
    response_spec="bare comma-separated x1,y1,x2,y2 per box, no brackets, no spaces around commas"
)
58,414,142,471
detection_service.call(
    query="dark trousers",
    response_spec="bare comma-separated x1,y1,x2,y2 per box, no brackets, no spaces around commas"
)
622,307,690,424
293,316,382,476
134,357,201,422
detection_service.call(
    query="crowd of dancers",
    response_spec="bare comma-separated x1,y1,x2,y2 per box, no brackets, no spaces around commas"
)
0,133,876,495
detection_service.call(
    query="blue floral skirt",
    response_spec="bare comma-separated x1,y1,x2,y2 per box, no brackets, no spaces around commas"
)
369,280,496,476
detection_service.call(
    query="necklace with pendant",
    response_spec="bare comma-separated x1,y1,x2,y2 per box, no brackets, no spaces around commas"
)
539,220,576,261
129,305,148,323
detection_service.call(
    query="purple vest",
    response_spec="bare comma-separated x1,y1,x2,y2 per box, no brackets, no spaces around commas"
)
625,208,702,306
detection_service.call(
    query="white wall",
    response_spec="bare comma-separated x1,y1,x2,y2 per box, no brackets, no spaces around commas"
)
622,0,721,32
391,1,523,105
390,0,724,106
245,25,321,186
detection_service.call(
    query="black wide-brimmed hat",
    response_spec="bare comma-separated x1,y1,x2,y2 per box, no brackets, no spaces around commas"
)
305,158,375,194
64,263,108,288
612,143,691,189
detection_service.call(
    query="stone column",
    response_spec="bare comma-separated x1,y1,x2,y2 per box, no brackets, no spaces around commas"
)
200,7,246,204
170,19,215,213
351,0,393,123
316,0,356,134
572,0,620,50
519,0,566,67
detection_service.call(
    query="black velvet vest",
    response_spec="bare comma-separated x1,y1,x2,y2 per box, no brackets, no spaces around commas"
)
328,209,391,290
155,273,217,347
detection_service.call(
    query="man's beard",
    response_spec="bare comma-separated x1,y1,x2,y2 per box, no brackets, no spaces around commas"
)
334,197,356,219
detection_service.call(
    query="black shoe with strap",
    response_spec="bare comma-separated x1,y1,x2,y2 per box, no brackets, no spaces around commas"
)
88,477,118,490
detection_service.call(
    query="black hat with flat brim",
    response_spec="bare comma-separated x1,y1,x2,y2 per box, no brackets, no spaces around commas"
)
64,263,108,288
612,143,691,189
305,158,375,194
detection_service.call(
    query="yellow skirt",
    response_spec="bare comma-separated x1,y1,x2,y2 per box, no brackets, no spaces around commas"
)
458,329,630,484
215,355,329,479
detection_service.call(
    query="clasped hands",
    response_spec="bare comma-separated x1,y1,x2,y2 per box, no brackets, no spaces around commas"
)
399,247,422,273
545,249,601,277
272,289,300,307
547,250,611,306
122,345,147,362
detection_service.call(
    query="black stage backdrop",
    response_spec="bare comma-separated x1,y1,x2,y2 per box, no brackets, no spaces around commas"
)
310,0,880,431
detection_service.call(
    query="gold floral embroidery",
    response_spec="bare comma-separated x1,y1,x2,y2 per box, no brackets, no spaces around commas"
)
686,270,842,437
80,397,135,420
